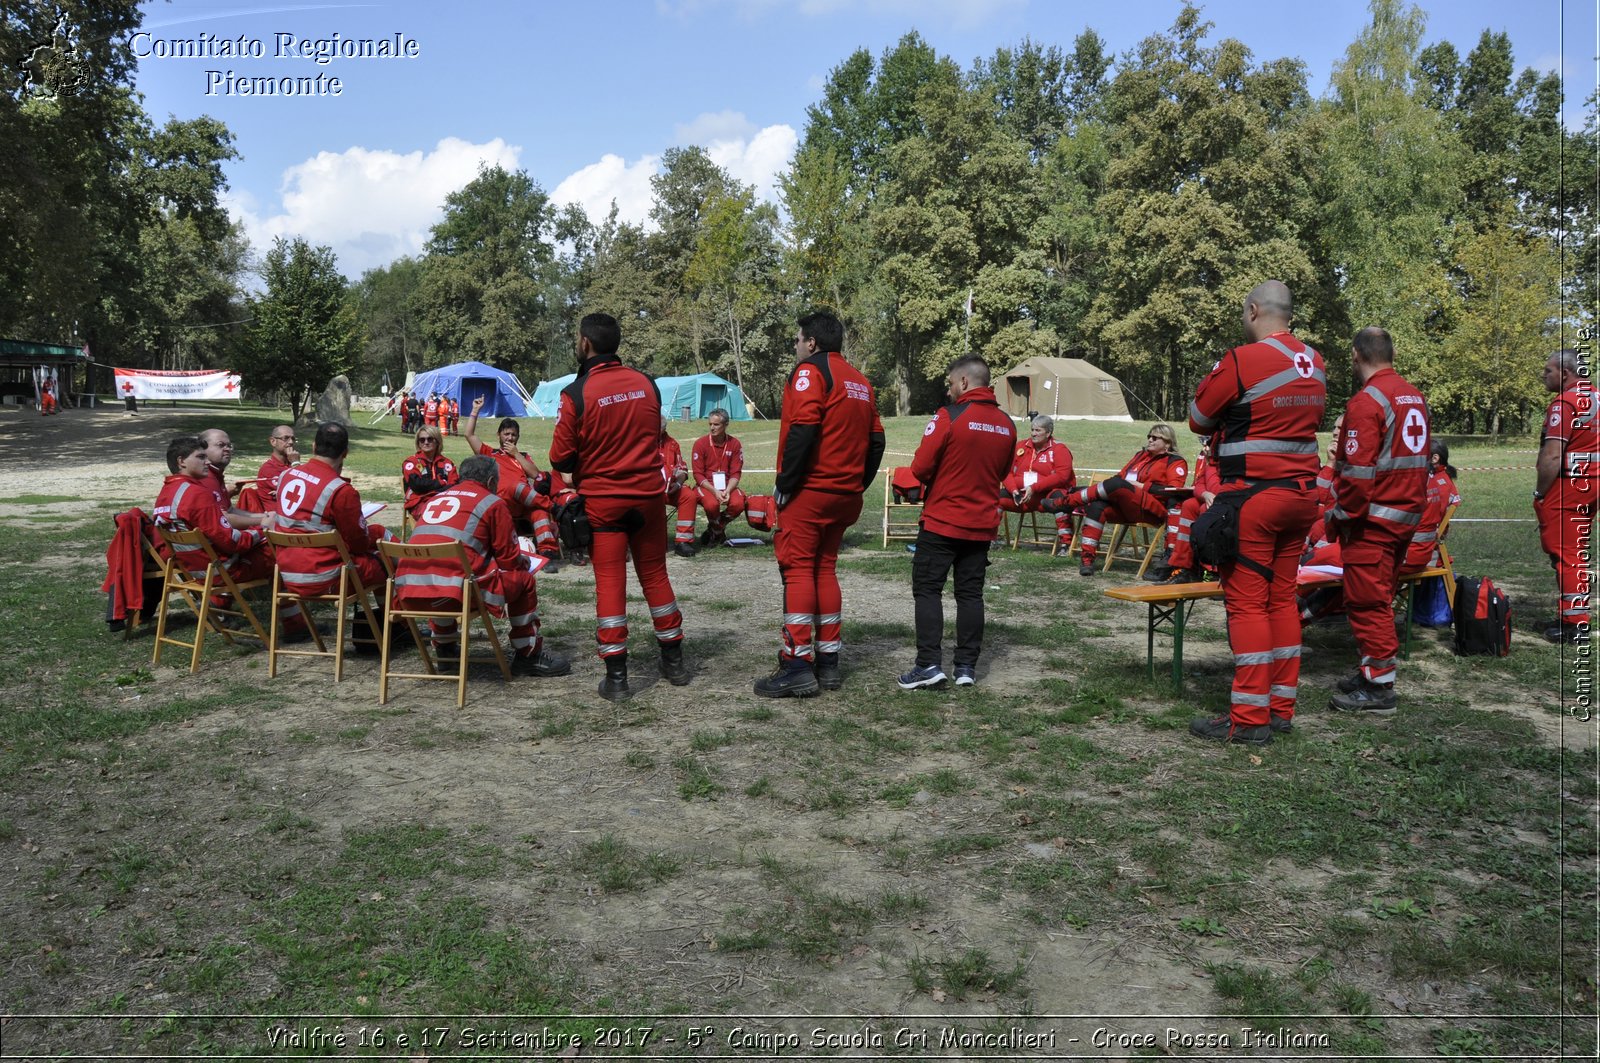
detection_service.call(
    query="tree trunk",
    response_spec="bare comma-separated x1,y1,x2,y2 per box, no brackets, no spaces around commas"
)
726,302,746,396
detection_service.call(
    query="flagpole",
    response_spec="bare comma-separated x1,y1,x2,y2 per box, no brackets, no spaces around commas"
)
963,288,973,353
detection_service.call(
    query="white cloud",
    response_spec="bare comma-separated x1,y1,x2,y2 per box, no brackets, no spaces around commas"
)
551,119,798,229
227,137,522,279
551,152,662,229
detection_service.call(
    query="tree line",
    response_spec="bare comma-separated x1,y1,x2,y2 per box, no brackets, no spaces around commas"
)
4,1,1592,431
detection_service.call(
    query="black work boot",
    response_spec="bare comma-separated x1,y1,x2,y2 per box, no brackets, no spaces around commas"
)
815,652,842,691
659,641,690,686
1329,679,1397,716
598,653,632,702
673,541,696,558
753,658,821,698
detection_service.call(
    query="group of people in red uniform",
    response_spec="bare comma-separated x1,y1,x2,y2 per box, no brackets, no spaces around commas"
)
395,391,461,437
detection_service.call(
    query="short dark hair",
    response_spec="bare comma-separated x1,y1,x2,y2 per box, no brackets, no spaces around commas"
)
1352,327,1394,365
167,435,203,473
313,422,349,459
580,313,621,356
708,408,729,424
497,417,520,437
947,354,991,388
798,311,845,354
458,455,499,491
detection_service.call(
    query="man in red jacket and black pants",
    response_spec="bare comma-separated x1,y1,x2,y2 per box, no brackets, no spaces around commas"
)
898,355,1016,689
550,313,689,701
1187,280,1326,744
753,311,886,697
1325,327,1430,715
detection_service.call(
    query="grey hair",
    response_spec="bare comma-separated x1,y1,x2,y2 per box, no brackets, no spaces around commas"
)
1031,415,1054,434
458,455,500,492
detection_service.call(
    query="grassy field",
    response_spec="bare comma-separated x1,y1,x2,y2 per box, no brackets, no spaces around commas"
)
0,402,1593,1059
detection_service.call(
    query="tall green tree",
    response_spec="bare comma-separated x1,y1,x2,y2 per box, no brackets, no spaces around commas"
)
351,256,426,388
417,165,557,376
250,237,357,418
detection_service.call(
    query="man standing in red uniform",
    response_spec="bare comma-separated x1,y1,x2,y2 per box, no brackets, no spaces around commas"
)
274,423,391,597
464,398,560,563
660,414,699,558
1324,328,1430,714
550,312,689,701
753,311,886,697
1187,280,1326,744
423,393,440,431
896,354,1015,689
255,425,299,511
691,409,745,545
1536,348,1596,643
396,456,570,676
998,415,1077,552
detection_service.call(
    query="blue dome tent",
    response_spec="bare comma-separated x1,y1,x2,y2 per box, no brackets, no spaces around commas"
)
527,373,576,417
408,360,534,418
656,373,750,421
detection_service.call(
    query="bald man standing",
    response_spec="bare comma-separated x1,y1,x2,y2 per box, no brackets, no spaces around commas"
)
1187,281,1327,744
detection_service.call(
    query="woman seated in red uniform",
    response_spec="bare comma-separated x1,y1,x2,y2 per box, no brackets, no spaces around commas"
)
1067,423,1189,576
401,425,458,519
1403,440,1461,573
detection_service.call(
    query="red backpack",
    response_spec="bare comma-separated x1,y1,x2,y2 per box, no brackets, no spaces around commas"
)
745,495,778,532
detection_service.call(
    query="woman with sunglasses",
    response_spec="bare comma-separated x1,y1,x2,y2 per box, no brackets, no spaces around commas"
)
1066,423,1189,576
401,425,459,518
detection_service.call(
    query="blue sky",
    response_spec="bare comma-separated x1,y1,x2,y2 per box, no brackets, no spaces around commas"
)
128,0,1597,280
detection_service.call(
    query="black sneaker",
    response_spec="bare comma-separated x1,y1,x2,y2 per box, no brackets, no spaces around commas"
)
1269,714,1294,734
815,654,842,691
1143,564,1173,583
1189,713,1272,746
539,554,562,574
754,663,820,698
953,665,977,686
673,541,696,558
1544,622,1588,644
511,649,571,678
1330,682,1397,715
1335,671,1364,694
431,643,460,674
896,663,947,690
1078,560,1096,577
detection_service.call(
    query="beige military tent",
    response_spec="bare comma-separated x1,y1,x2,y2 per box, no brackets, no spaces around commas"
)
1000,357,1132,420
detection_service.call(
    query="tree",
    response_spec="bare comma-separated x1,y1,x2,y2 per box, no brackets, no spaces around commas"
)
250,237,357,418
417,165,557,376
351,256,426,388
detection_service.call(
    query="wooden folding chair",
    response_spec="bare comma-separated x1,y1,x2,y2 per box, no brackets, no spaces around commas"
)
150,527,270,673
376,540,511,709
1434,504,1459,609
1008,508,1056,551
122,525,169,641
883,469,924,547
264,530,384,682
1101,521,1165,577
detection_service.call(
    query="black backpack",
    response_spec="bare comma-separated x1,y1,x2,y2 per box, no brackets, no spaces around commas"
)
1453,576,1512,656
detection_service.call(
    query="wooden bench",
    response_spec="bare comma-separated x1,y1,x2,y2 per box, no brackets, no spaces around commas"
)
1103,565,1452,688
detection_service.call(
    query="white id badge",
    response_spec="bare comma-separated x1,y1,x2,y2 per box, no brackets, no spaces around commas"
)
712,472,727,492
1022,472,1038,489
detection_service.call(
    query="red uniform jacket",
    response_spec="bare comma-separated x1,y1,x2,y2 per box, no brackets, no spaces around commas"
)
1190,331,1326,486
1119,449,1188,491
692,432,744,489
424,399,440,424
153,474,263,570
396,481,528,614
548,356,664,497
1329,367,1430,536
775,351,886,496
401,451,459,515
274,457,374,586
257,456,293,508
1407,469,1461,566
1543,381,1600,486
1193,455,1221,496
659,436,688,493
1002,439,1075,496
910,386,1016,540
475,443,542,517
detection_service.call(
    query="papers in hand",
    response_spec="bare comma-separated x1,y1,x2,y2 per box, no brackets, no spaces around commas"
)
517,535,550,573
361,501,386,520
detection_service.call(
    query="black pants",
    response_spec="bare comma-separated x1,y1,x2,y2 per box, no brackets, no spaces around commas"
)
912,528,990,668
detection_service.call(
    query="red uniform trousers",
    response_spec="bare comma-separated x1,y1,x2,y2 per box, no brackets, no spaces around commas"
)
698,487,746,536
587,495,683,658
773,488,862,662
1079,483,1168,564
1537,482,1595,626
998,489,1075,546
1221,486,1319,727
1339,523,1410,686
670,484,699,544
416,569,542,656
1168,495,1205,570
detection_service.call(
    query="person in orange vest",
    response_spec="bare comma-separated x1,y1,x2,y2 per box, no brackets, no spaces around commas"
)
1535,348,1596,643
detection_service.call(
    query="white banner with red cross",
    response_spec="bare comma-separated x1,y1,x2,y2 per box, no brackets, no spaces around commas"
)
113,368,242,401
